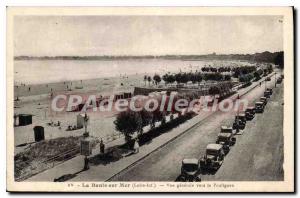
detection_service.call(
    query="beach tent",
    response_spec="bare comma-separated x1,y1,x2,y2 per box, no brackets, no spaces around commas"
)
18,114,32,126
77,113,89,128
33,126,45,142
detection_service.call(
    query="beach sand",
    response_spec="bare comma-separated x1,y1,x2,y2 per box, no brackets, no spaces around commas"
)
14,74,149,153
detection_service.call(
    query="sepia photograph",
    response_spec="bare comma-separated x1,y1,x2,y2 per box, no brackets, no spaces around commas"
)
6,7,294,192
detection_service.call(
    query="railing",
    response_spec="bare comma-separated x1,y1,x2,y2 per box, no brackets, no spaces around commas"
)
15,131,124,181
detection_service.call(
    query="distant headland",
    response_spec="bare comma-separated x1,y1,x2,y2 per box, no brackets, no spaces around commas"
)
14,51,283,67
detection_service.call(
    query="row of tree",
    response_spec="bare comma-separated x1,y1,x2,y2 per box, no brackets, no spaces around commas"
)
144,74,162,86
161,72,231,85
201,66,232,73
232,66,257,78
239,65,273,83
144,64,272,86
114,94,184,142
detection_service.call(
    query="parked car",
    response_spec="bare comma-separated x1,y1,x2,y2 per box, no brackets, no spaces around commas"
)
178,159,201,182
265,77,271,81
235,113,247,123
233,113,246,130
266,88,273,95
276,78,282,84
264,90,271,98
245,112,254,120
200,144,225,171
232,118,246,130
255,101,264,113
260,97,268,106
216,126,236,154
245,106,255,120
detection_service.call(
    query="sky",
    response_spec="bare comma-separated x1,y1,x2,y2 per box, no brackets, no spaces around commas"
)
14,15,283,56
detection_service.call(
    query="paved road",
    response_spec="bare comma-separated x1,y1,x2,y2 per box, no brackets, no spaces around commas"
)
111,75,283,181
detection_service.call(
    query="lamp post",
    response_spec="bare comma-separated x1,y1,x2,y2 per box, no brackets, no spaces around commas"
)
274,72,277,88
264,78,267,91
83,113,89,137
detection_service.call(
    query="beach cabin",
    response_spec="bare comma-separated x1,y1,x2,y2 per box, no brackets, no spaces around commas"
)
33,126,45,142
123,92,132,99
77,113,89,129
18,114,33,126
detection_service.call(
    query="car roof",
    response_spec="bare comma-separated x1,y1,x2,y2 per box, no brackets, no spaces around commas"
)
182,158,198,164
221,126,232,130
256,101,264,104
246,106,255,109
207,143,223,150
260,97,267,99
218,133,231,138
237,113,245,116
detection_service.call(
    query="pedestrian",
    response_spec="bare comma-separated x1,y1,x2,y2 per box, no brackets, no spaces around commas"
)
260,82,261,87
134,138,140,154
84,156,89,170
100,139,105,155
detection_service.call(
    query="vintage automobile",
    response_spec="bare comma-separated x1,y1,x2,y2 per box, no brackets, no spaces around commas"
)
235,113,247,123
264,90,271,98
245,106,255,120
266,88,273,95
233,113,246,130
245,111,254,120
276,78,282,84
265,77,271,81
255,101,264,113
178,159,201,182
216,127,236,153
232,118,246,130
260,97,268,106
200,144,225,171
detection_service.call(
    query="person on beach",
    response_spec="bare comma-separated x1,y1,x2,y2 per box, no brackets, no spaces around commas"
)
133,138,140,154
84,156,89,170
100,139,105,155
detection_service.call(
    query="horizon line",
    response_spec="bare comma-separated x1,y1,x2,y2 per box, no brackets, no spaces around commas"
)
14,50,283,58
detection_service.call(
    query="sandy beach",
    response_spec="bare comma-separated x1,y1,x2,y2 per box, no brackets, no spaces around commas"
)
14,73,147,151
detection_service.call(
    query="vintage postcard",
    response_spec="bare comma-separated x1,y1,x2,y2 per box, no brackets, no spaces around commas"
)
6,7,294,192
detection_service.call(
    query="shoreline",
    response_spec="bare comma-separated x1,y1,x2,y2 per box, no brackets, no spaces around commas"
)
14,73,146,98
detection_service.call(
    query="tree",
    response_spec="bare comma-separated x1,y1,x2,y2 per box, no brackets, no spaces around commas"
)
143,75,147,86
147,76,152,86
153,74,161,86
114,110,142,142
175,73,182,84
208,86,220,95
167,74,176,84
274,52,284,68
254,71,261,81
162,74,169,84
139,109,153,132
224,74,231,81
267,65,273,74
